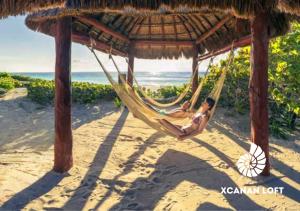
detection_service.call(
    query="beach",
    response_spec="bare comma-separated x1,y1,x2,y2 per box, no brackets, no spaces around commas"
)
0,88,299,210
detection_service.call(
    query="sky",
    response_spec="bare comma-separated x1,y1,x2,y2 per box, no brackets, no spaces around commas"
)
0,16,223,73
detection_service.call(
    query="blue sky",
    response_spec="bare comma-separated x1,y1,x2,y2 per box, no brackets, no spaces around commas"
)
0,16,221,72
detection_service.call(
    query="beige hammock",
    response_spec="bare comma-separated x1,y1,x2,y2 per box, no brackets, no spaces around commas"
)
111,55,214,112
124,56,201,108
90,47,234,139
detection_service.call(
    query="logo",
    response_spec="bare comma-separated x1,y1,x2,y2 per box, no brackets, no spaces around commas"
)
236,143,266,177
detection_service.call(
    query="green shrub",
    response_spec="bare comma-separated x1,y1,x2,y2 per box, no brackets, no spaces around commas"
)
0,72,11,78
27,79,54,105
72,81,116,103
11,74,33,82
114,97,122,108
0,77,17,90
27,79,116,105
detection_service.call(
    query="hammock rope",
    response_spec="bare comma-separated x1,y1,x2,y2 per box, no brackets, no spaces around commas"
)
88,44,235,139
124,55,202,108
188,57,213,111
111,54,214,111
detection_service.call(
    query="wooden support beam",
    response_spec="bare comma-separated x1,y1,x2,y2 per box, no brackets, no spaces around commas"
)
196,16,231,44
197,35,251,61
78,16,129,43
127,44,134,87
132,40,194,47
72,33,127,57
54,17,73,173
250,12,270,176
192,48,199,94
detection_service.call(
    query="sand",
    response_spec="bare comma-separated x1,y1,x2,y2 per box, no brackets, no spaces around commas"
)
0,88,299,210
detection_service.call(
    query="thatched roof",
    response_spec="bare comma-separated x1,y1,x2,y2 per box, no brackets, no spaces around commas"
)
26,5,291,59
65,0,300,18
278,0,300,16
0,0,64,18
3,0,300,19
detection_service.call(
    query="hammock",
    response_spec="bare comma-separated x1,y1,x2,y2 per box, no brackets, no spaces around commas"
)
113,55,200,108
111,54,214,112
89,47,234,139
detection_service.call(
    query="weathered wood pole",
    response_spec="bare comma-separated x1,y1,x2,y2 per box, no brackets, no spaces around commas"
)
53,17,73,173
192,49,199,94
250,12,270,176
127,45,134,87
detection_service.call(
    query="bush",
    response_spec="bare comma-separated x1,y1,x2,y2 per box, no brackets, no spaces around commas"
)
27,79,54,105
0,72,11,78
0,76,21,90
114,97,122,108
72,81,116,103
11,74,33,82
27,79,116,105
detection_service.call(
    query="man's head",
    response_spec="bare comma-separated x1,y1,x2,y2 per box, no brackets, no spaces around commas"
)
202,97,216,111
181,101,191,110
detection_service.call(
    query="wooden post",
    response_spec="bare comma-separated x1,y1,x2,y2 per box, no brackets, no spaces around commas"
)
53,17,73,173
250,12,270,176
192,49,199,94
127,44,134,87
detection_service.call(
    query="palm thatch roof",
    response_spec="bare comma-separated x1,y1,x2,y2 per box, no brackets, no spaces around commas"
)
278,0,300,16
65,0,300,18
0,0,64,18
26,4,291,59
3,0,300,19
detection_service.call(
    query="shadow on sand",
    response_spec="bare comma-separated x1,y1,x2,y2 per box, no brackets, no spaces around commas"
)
0,94,116,152
1,171,65,210
62,109,128,210
0,109,128,210
109,149,265,210
93,132,165,210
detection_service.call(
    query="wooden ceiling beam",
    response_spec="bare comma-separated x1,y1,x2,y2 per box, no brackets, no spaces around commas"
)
178,15,193,40
132,40,194,47
77,16,130,43
130,17,145,37
197,35,251,61
196,16,231,44
72,33,127,57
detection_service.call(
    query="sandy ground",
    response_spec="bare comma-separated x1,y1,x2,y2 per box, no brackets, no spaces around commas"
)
0,88,299,211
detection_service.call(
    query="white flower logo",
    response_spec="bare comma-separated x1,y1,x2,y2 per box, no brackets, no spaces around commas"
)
236,143,266,177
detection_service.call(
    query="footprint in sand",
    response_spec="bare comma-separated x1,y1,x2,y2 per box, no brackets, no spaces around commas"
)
162,169,172,175
218,161,230,169
135,137,143,142
124,189,136,200
126,202,142,209
150,176,161,184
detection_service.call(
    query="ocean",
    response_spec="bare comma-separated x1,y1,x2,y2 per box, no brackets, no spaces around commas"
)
12,72,205,86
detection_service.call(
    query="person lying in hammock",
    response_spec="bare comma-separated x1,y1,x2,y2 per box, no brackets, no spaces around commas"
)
158,97,215,139
147,100,194,118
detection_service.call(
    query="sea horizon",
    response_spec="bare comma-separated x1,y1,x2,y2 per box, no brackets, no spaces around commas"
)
10,71,206,86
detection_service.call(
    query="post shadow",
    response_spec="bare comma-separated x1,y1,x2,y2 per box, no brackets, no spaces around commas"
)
110,149,265,210
191,137,236,170
62,109,128,210
93,132,164,210
1,171,65,210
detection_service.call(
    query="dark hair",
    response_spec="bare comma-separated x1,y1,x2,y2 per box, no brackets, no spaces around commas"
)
206,97,215,110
